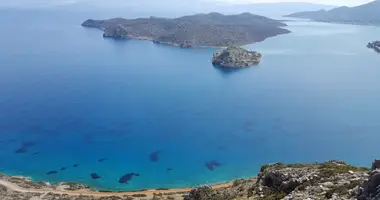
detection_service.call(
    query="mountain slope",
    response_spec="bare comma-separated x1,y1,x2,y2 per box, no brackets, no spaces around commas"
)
285,0,380,25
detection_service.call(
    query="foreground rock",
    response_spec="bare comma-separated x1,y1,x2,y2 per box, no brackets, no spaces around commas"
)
212,46,262,68
184,160,376,200
82,13,290,48
2,160,380,200
367,41,380,53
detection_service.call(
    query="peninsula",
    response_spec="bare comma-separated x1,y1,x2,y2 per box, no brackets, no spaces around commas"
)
284,0,380,26
1,159,380,200
368,41,380,53
82,12,290,48
212,46,262,67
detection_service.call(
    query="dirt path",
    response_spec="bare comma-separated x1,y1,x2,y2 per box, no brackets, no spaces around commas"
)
0,179,233,197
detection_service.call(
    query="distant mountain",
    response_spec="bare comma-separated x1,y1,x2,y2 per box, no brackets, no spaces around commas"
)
212,2,336,17
285,0,380,26
1,1,335,19
82,12,290,48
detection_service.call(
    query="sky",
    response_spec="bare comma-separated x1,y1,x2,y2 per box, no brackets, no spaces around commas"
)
0,0,375,8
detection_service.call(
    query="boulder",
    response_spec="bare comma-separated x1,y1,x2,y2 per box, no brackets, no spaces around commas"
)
358,161,380,200
184,185,213,200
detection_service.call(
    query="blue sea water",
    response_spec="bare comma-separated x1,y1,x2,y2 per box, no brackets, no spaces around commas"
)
1,8,380,191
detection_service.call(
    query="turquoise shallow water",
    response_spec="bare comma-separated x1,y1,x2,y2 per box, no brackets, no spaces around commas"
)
0,9,380,191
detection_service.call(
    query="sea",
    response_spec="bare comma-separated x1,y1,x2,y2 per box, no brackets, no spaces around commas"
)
0,7,380,191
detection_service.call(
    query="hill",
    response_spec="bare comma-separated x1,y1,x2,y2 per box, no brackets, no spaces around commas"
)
82,12,290,47
285,0,380,26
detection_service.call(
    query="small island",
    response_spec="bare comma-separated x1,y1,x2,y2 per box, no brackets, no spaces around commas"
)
212,46,262,68
82,12,290,48
367,41,380,53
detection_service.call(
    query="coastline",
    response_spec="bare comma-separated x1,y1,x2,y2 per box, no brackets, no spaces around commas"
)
1,160,379,200
0,173,236,197
103,33,286,49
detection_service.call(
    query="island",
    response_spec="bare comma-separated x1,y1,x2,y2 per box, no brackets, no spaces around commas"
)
1,159,380,200
368,41,380,53
284,0,380,26
82,12,291,48
212,46,262,68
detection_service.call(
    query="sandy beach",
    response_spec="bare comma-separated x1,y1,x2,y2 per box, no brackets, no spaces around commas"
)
0,178,233,197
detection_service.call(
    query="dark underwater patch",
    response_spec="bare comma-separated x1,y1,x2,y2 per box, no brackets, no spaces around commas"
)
32,152,40,155
205,161,222,171
73,164,79,168
46,171,58,175
60,167,67,171
166,168,173,172
91,173,101,180
22,141,36,148
216,145,227,151
118,173,139,184
243,121,255,132
149,151,160,162
14,141,37,154
14,147,27,154
98,158,107,163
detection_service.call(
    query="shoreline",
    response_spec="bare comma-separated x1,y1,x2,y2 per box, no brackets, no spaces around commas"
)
0,173,236,197
103,34,284,50
1,160,378,200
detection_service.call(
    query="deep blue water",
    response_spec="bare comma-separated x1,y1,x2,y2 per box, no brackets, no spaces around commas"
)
1,9,380,191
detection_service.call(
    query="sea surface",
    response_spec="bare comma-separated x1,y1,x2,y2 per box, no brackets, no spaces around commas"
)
1,8,380,191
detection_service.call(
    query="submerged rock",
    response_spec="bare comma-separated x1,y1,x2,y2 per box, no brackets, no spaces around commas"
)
14,141,37,154
90,173,101,180
14,147,27,154
118,173,139,184
205,161,222,171
149,151,160,162
60,167,67,171
46,171,58,175
212,46,262,68
97,158,107,163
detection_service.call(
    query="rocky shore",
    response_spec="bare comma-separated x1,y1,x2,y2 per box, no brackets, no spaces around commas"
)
212,46,262,68
367,41,380,53
1,160,380,200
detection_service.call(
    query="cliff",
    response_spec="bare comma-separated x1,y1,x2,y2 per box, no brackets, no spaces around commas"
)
82,13,290,47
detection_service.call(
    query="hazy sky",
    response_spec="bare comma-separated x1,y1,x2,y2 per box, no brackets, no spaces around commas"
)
0,0,375,8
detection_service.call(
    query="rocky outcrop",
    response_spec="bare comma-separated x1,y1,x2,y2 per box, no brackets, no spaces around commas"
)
367,41,380,53
212,46,262,68
358,160,380,200
185,160,373,200
82,13,290,48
